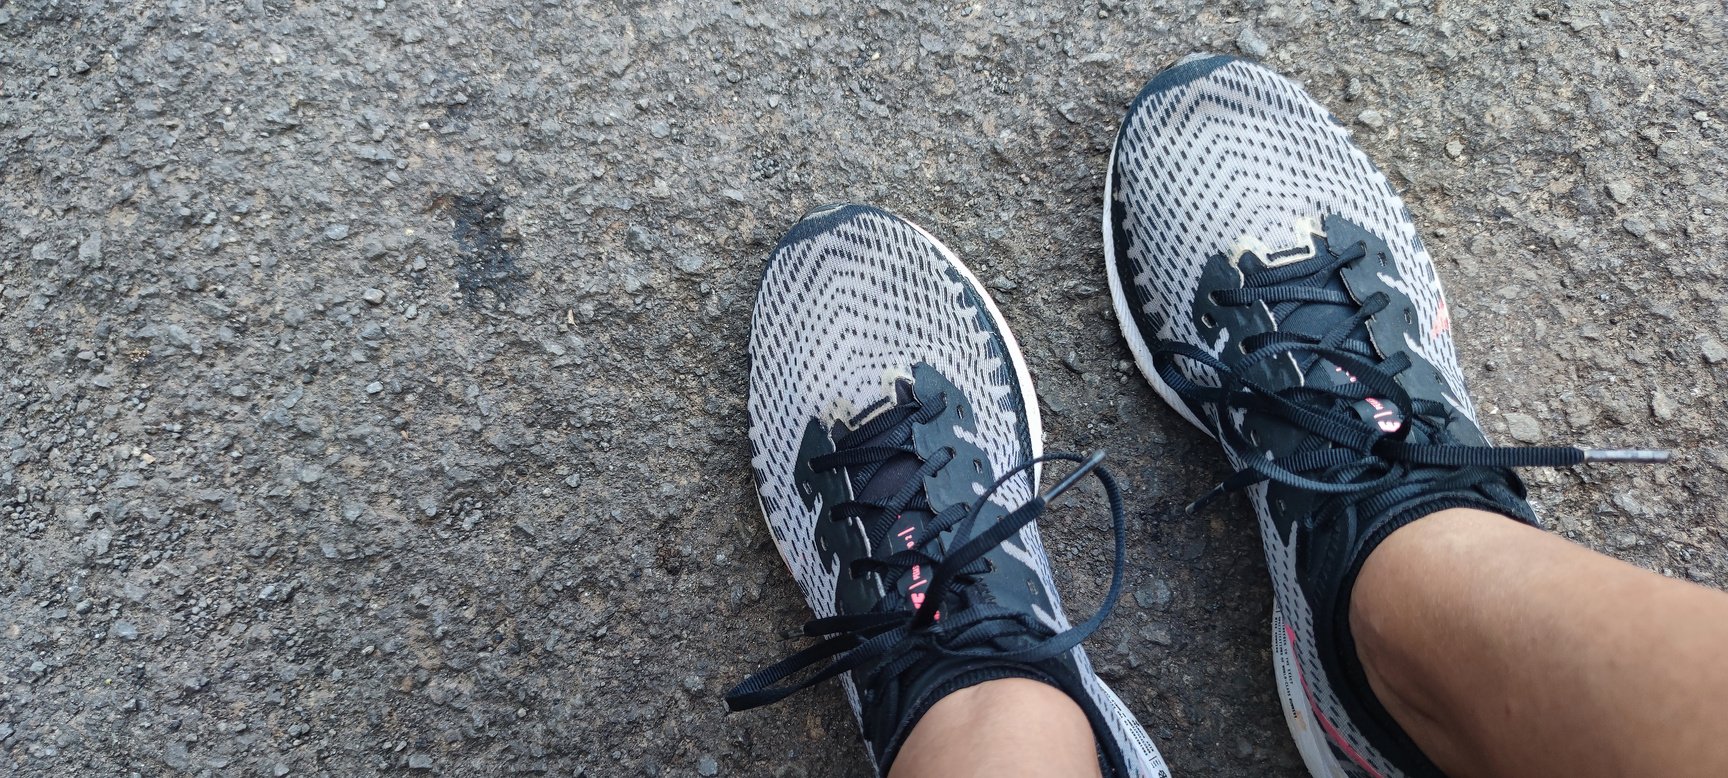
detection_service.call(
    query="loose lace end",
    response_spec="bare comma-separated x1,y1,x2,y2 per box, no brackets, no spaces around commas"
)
1040,450,1108,502
1184,483,1229,514
1581,448,1672,463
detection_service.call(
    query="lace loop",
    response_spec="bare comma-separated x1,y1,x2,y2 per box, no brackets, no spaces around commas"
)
726,449,1127,713
1158,239,1668,520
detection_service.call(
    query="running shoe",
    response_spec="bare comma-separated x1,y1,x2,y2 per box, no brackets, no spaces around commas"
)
727,203,1170,777
1103,55,1666,777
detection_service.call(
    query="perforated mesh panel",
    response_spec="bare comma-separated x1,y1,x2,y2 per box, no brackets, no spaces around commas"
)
1110,57,1478,778
749,204,1168,777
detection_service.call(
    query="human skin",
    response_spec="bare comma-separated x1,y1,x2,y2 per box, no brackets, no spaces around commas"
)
1354,508,1728,778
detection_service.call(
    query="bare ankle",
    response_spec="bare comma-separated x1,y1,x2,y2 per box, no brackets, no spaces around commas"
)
890,678,1100,778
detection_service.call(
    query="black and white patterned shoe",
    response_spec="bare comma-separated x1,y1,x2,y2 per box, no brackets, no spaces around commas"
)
1104,56,1665,777
727,203,1169,778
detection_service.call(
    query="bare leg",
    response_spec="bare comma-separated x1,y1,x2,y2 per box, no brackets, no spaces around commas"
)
1353,508,1728,778
889,678,1103,778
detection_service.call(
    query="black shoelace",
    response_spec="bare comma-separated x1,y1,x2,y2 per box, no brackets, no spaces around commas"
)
1153,240,1668,520
726,393,1126,733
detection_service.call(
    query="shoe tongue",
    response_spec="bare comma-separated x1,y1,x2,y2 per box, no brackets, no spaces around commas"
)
837,380,943,606
882,510,938,613
1309,358,1407,436
848,381,925,505
1247,252,1403,436
1255,252,1372,353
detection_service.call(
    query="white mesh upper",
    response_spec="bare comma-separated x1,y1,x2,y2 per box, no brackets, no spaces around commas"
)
1110,57,1477,778
748,204,1168,777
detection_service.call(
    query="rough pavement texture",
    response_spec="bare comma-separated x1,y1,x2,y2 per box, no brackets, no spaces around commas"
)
2,0,1725,775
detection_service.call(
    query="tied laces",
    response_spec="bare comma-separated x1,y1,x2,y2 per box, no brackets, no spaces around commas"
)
1153,239,1669,518
725,391,1127,717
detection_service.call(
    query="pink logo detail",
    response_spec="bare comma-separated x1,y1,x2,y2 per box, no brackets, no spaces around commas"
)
1430,299,1451,338
899,525,937,620
1286,625,1388,778
1363,397,1403,434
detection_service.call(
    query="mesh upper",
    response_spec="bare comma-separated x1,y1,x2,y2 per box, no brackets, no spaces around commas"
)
1110,57,1477,778
749,205,1037,612
748,204,1168,777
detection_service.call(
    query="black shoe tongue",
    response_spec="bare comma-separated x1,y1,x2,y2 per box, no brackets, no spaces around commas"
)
1270,258,1372,353
1252,252,1400,436
1310,357,1406,436
849,381,925,504
843,380,943,608
881,510,938,612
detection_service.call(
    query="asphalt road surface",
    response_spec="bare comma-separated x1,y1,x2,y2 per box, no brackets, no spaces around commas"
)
3,0,1724,775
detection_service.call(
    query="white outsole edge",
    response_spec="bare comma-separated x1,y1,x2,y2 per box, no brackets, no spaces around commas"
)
1274,609,1355,778
1099,132,1211,439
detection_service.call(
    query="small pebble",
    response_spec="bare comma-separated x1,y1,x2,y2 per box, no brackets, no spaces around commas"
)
1235,27,1270,58
1133,579,1173,610
1651,390,1679,421
1503,412,1542,443
1702,337,1728,364
1606,180,1636,205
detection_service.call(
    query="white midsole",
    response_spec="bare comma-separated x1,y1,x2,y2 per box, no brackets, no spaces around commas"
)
1273,608,1355,778
1099,133,1211,438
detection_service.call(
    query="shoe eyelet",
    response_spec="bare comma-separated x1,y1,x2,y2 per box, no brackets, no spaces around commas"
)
955,404,965,420
1237,340,1250,354
1200,313,1217,328
972,458,984,474
1403,308,1414,325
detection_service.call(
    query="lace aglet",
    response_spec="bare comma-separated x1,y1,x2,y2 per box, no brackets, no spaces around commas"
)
1185,483,1228,514
1040,450,1108,502
1581,448,1672,464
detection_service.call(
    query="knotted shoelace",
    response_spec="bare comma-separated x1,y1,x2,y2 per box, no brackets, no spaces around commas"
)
727,391,1125,722
1152,239,1667,521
